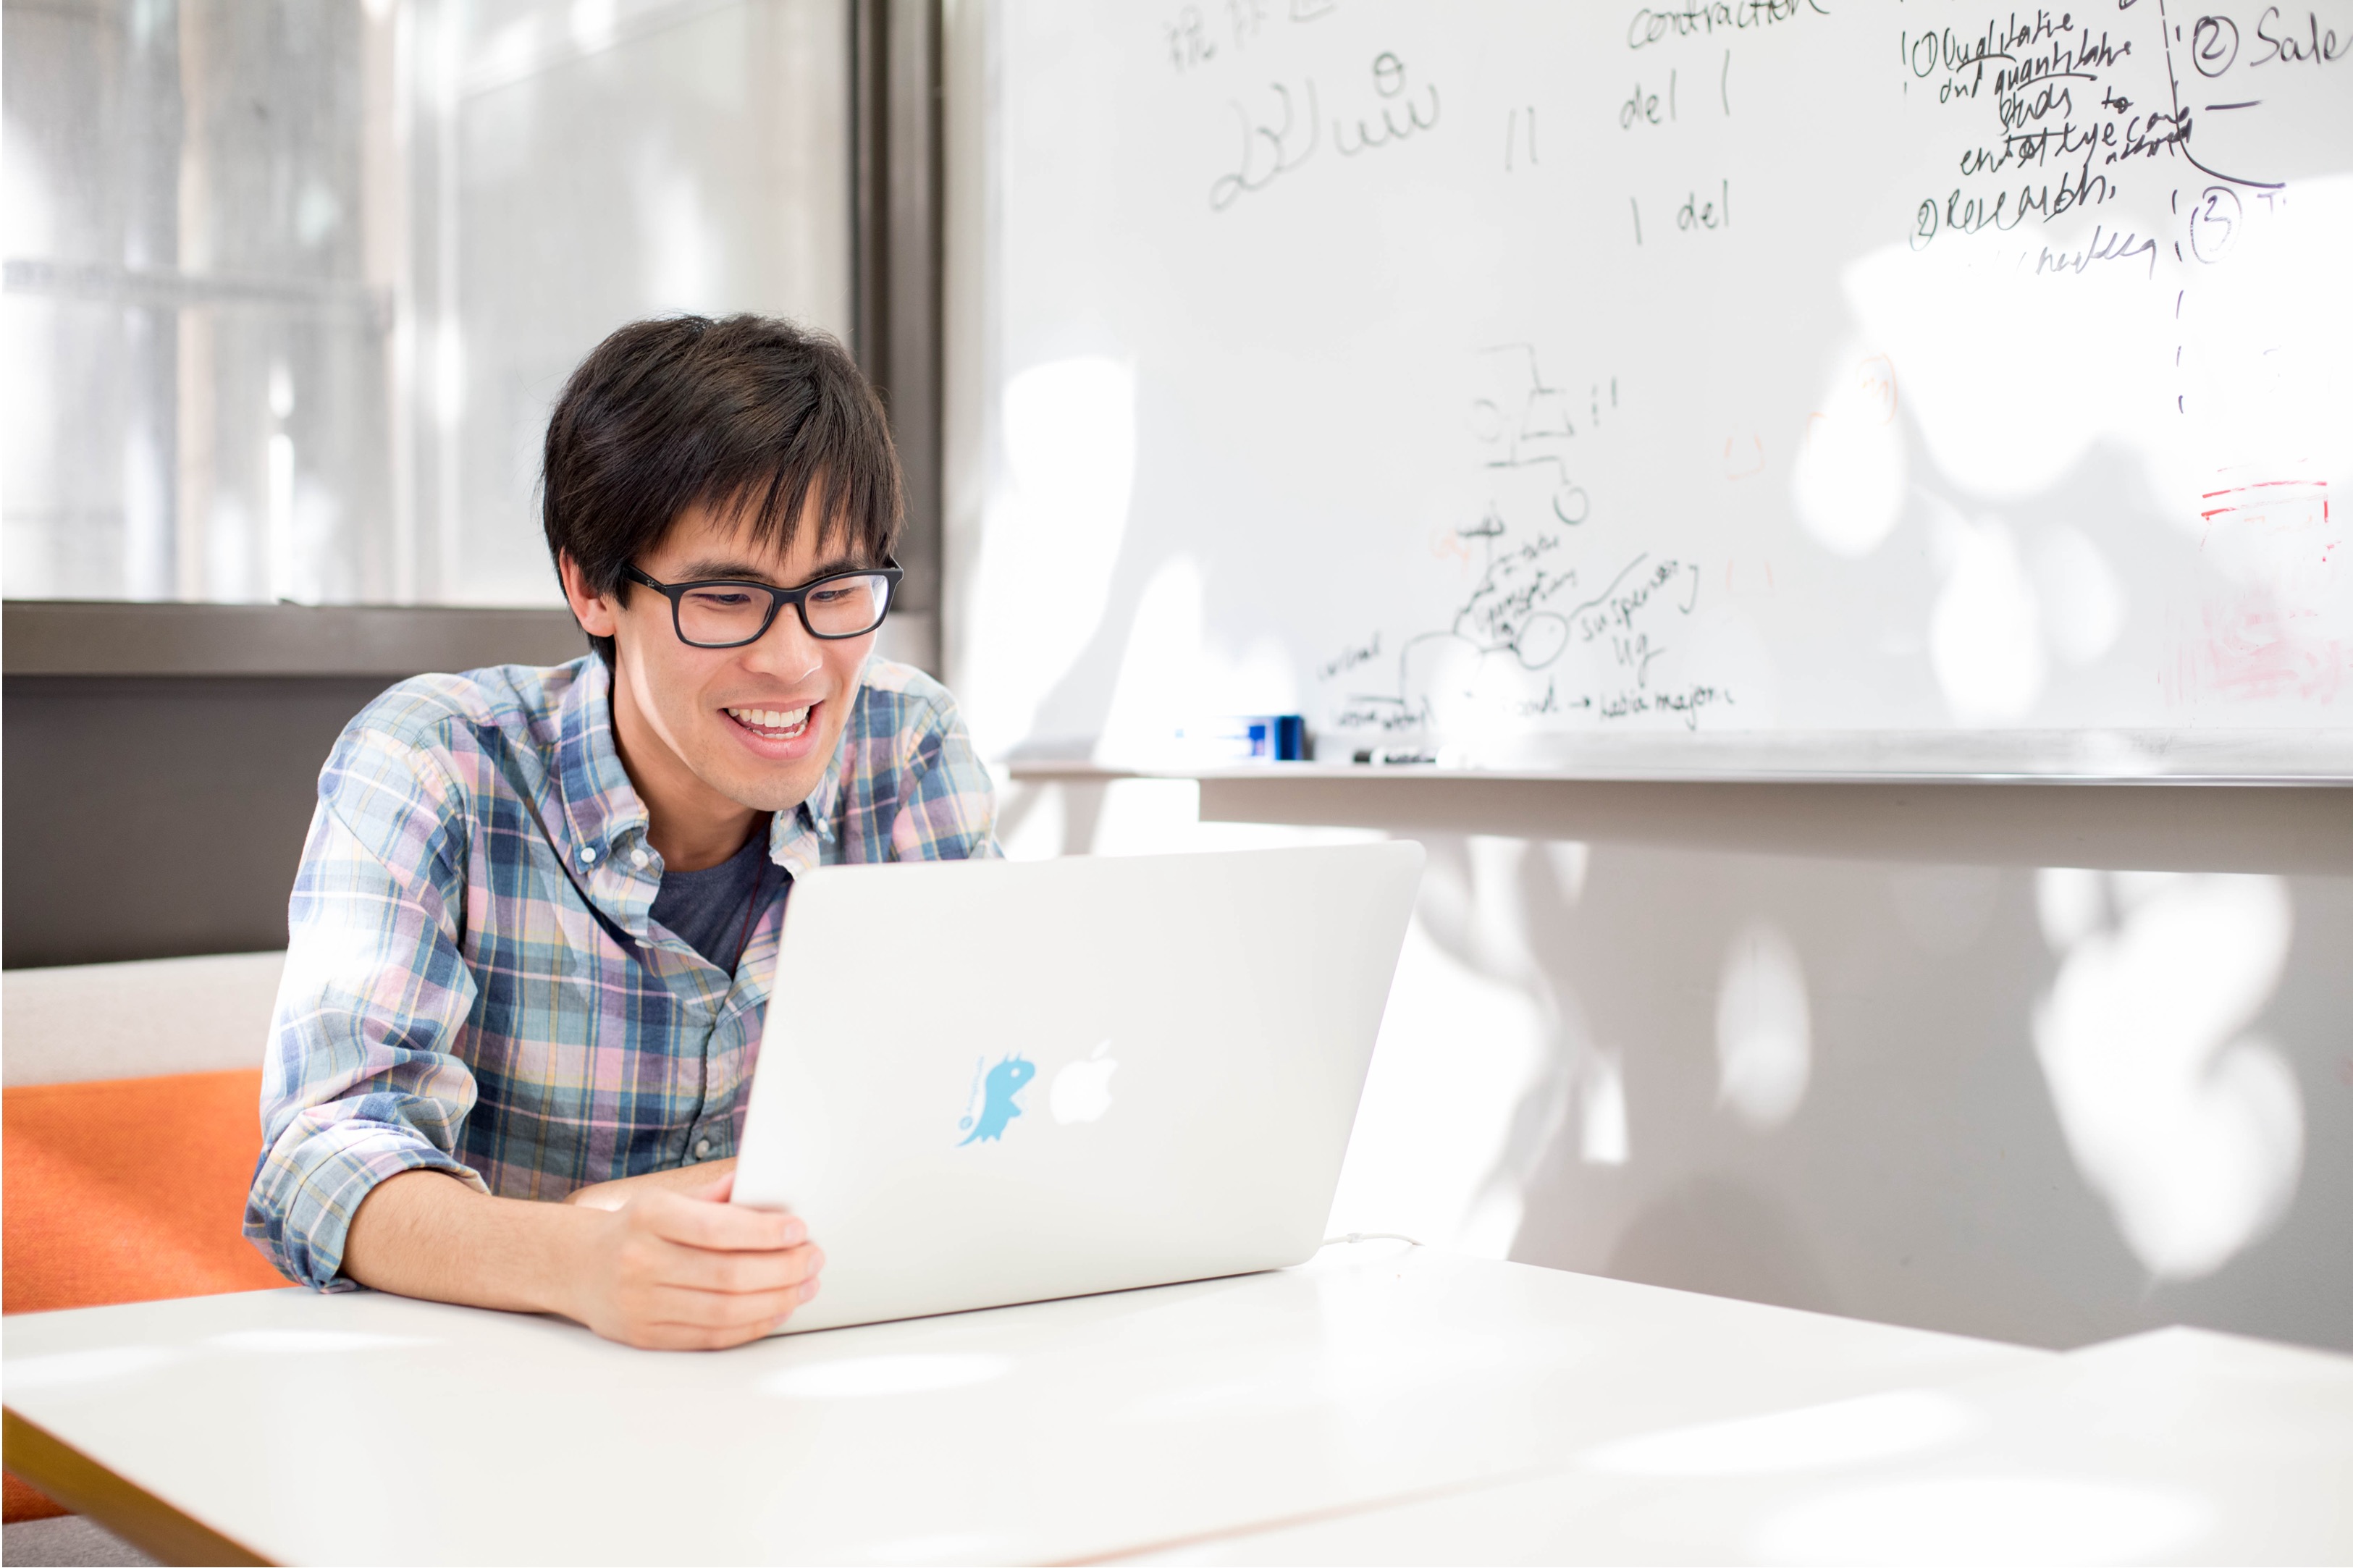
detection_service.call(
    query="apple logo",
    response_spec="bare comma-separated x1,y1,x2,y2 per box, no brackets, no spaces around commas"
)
1050,1040,1119,1125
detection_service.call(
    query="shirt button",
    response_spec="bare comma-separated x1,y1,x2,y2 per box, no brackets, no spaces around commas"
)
694,1138,712,1158
633,848,652,868
579,845,598,864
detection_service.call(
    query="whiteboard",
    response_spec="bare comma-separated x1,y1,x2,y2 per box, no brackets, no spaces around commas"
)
961,0,2353,775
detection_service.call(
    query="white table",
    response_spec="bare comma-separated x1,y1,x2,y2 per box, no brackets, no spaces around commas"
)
2,1246,2041,1566
1138,1321,2353,1566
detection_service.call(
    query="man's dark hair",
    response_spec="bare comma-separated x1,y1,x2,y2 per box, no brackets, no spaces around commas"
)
542,313,902,665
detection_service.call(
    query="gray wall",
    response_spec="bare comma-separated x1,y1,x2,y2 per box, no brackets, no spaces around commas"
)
1,601,585,967
7,671,403,966
1481,835,2351,1355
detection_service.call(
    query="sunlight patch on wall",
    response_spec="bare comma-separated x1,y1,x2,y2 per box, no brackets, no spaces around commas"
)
2033,869,2302,1280
1090,777,1205,856
1542,840,1591,905
1716,922,1813,1129
1326,916,1549,1257
1578,1045,1629,1166
1093,553,1301,766
964,356,1137,756
1095,554,1203,766
991,780,1066,861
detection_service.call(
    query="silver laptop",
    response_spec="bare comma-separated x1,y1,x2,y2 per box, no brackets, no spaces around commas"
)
731,841,1423,1333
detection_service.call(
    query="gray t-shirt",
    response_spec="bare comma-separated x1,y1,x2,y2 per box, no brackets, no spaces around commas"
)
649,827,778,973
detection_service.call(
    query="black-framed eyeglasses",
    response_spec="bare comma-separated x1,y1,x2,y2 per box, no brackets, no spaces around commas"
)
623,560,901,647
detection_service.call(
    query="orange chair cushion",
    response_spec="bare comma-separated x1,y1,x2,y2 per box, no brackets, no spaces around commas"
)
4,1068,291,1520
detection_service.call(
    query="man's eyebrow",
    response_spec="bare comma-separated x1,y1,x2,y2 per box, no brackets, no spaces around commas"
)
673,556,776,583
671,553,868,584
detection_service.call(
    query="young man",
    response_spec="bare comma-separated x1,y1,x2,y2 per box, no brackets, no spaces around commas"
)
245,316,996,1349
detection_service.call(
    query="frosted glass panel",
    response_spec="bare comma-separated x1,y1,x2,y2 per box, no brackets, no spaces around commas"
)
1,0,851,607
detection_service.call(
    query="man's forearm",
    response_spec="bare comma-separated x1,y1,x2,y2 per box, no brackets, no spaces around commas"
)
335,1165,823,1349
342,1168,594,1318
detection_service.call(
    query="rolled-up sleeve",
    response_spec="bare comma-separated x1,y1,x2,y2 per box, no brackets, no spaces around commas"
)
245,723,488,1290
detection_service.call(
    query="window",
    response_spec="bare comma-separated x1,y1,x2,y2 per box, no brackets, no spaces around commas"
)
3,0,853,605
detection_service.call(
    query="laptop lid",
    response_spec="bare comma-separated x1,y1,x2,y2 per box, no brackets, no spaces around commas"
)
731,840,1423,1333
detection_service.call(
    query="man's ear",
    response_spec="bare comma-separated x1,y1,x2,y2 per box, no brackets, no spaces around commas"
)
558,551,620,638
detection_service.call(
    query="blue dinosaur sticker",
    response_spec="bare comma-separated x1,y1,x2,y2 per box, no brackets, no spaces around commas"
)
956,1054,1036,1145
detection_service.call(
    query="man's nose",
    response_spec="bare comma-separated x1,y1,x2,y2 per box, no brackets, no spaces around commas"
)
741,604,824,683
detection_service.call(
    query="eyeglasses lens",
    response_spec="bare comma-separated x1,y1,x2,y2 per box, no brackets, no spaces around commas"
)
675,575,891,646
678,586,774,646
804,573,893,636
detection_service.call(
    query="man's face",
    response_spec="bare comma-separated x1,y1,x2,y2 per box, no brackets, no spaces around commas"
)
565,502,881,822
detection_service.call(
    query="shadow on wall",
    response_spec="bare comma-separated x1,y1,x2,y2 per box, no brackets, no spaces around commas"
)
1601,1174,1842,1318
1491,840,2345,1352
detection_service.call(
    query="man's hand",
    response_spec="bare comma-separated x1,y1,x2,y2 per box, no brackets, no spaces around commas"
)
342,1167,824,1351
558,1171,824,1350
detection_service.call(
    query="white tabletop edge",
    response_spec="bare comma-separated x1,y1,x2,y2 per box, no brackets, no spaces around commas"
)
3,1257,2071,1568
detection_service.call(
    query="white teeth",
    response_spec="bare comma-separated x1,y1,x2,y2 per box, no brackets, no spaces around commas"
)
728,705,811,732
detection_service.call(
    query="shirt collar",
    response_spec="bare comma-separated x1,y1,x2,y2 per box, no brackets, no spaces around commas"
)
553,655,651,874
557,652,867,884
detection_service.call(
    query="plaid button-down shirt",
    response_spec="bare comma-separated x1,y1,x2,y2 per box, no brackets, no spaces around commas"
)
245,653,997,1289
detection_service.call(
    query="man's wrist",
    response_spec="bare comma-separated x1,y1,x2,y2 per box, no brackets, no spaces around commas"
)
524,1200,604,1324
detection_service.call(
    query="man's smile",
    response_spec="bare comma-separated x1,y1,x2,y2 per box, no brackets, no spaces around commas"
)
725,704,814,740
719,697,830,762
